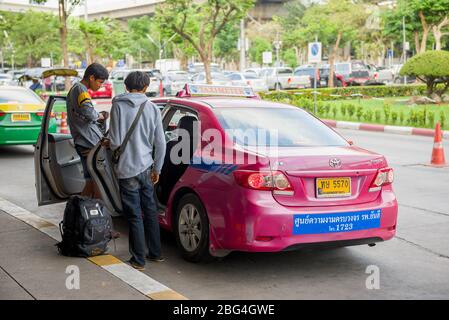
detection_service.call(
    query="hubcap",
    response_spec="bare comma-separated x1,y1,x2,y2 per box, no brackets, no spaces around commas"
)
178,204,202,252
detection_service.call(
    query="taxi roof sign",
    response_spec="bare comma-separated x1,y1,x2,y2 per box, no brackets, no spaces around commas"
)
177,84,257,98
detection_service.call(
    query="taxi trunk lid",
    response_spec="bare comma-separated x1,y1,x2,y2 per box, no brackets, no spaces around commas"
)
255,146,387,207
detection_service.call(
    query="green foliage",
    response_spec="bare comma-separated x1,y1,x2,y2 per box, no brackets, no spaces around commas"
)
341,104,347,117
440,111,446,128
356,106,364,121
400,111,405,124
156,0,255,83
248,37,272,66
260,85,428,102
383,104,391,123
363,110,374,122
375,110,382,123
428,112,435,128
0,10,61,67
347,104,356,119
391,111,398,124
332,106,338,118
401,51,449,97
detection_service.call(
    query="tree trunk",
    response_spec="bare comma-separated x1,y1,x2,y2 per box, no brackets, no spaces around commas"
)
329,32,342,88
432,16,449,51
203,40,214,85
414,31,421,54
59,0,70,90
419,11,430,53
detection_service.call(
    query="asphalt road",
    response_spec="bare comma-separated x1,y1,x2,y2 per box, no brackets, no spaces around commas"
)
1,128,448,299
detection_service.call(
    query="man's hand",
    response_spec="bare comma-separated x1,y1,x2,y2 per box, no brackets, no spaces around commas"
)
151,171,160,184
101,137,111,148
98,111,109,122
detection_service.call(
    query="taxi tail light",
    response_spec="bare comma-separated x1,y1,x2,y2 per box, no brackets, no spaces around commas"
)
369,167,394,191
233,170,294,194
0,111,6,117
36,112,55,118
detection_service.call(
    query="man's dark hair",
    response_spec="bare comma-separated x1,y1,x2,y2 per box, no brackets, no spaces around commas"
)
83,63,109,81
125,71,150,91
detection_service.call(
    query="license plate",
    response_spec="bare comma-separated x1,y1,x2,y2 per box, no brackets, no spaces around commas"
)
316,177,351,198
11,113,31,122
293,209,382,235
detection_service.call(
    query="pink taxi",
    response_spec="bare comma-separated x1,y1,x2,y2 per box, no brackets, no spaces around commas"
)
35,85,398,262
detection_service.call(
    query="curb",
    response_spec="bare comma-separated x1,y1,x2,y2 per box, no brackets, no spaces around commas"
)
0,196,187,301
323,119,449,140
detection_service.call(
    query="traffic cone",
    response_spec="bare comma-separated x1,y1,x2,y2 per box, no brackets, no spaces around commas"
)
60,112,69,134
159,79,164,97
431,122,446,166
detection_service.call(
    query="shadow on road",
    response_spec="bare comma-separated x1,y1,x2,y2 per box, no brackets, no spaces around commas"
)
0,146,34,159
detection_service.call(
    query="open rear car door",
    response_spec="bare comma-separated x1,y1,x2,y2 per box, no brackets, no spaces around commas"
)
34,96,85,205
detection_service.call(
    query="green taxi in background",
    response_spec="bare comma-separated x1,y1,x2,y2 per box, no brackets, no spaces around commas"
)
0,86,57,145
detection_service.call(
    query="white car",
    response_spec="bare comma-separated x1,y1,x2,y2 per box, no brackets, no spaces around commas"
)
227,72,268,92
191,72,232,86
0,73,14,86
260,67,309,90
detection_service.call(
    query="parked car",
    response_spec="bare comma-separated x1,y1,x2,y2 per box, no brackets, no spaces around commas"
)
335,62,370,86
318,65,347,87
111,69,162,97
227,72,268,92
162,71,190,96
0,73,13,86
243,68,263,77
0,86,57,145
35,85,398,262
260,67,310,90
365,65,394,85
191,72,232,86
188,63,221,75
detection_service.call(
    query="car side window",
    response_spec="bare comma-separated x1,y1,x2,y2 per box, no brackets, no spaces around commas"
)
230,74,241,81
164,108,198,142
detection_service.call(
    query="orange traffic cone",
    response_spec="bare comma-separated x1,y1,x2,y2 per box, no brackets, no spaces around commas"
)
431,122,446,166
60,112,69,134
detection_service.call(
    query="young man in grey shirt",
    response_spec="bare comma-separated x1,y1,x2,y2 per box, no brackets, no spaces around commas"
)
107,71,166,270
67,63,109,198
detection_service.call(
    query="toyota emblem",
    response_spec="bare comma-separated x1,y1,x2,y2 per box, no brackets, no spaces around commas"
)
329,158,342,168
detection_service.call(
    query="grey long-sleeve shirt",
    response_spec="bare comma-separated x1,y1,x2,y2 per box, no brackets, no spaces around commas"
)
108,93,166,179
67,82,103,148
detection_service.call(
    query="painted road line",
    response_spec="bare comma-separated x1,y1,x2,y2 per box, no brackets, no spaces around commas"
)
0,196,187,300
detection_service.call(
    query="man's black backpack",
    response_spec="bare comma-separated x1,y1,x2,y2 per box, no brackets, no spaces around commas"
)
57,196,115,257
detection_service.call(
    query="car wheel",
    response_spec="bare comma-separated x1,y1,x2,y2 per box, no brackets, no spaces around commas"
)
174,194,212,262
274,83,282,90
337,80,343,87
163,89,167,96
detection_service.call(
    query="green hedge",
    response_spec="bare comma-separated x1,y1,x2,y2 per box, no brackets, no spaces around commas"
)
260,85,427,101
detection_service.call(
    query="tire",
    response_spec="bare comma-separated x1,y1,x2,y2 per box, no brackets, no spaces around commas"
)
274,83,282,90
174,194,212,262
337,80,343,87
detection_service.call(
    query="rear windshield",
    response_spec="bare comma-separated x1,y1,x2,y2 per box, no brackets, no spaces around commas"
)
0,89,43,104
335,64,350,73
214,107,348,147
295,69,314,77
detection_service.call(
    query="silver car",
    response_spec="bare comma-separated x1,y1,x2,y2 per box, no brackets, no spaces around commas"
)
260,67,310,90
227,72,268,92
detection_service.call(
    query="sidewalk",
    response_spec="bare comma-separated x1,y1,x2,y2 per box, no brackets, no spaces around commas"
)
0,209,147,300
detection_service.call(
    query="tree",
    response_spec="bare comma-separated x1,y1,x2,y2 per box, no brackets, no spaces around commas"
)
0,10,61,67
299,0,366,87
400,50,449,97
409,0,449,51
73,18,129,64
156,0,255,84
32,0,82,88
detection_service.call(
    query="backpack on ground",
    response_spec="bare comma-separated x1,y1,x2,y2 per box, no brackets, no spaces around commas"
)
57,196,115,257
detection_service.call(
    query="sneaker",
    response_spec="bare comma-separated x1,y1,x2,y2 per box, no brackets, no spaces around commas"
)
127,260,145,271
147,256,165,262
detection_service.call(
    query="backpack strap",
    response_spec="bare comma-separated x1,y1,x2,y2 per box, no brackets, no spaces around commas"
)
112,100,147,162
